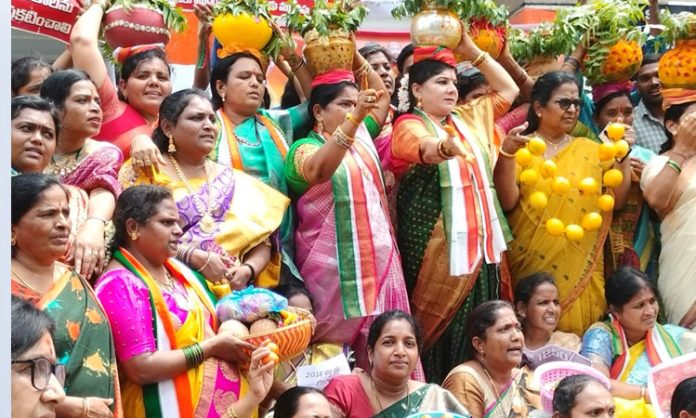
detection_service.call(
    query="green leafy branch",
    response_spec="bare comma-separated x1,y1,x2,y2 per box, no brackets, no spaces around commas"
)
509,23,576,63
284,0,367,39
659,10,696,45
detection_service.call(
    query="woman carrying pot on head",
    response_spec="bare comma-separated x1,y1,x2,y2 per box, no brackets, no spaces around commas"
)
494,71,632,337
95,184,275,418
590,81,658,280
641,92,696,330
41,69,123,280
119,89,288,290
284,43,413,371
70,0,171,169
11,173,122,418
443,301,539,418
324,310,470,417
391,29,519,383
581,267,696,401
208,35,315,284
514,272,581,354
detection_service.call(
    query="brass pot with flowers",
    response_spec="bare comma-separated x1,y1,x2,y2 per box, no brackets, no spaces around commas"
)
285,0,367,75
211,0,282,59
559,0,647,85
509,23,576,80
658,10,696,89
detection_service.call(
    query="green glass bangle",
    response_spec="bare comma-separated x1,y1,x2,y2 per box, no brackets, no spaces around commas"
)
666,159,682,174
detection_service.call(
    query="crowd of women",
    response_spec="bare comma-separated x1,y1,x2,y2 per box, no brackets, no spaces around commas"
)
9,0,696,416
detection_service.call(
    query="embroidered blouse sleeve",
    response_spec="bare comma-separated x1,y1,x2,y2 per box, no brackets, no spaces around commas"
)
580,326,614,368
285,137,322,195
67,144,124,197
95,269,156,362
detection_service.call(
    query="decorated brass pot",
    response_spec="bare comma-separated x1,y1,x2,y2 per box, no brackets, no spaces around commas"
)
304,31,355,75
410,7,462,49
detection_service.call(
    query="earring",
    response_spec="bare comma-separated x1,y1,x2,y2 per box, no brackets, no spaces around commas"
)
316,119,324,133
221,93,226,103
11,234,16,246
130,231,139,241
168,135,176,154
416,98,422,108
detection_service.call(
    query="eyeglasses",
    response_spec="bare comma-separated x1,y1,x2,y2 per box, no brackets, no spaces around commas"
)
555,98,582,111
12,358,66,391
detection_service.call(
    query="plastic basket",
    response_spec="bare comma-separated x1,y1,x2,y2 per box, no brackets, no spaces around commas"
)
535,361,611,412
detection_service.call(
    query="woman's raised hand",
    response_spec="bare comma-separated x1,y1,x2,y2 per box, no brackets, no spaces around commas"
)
500,123,530,155
673,112,696,157
246,345,276,401
193,4,214,39
131,134,166,180
354,89,383,121
454,24,482,62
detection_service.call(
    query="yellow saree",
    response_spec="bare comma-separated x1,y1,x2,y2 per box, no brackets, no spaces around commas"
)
506,138,611,335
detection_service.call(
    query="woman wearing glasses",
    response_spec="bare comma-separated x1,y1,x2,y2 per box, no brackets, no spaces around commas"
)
494,71,631,335
11,173,121,418
12,295,66,418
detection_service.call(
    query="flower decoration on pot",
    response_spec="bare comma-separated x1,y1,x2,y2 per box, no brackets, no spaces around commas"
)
509,23,576,80
453,0,509,59
392,0,462,49
558,0,647,85
103,0,186,50
211,0,283,60
658,11,696,89
285,0,368,75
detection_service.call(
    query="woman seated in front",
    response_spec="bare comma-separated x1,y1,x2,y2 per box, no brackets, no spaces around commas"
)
324,310,469,417
514,273,581,353
443,300,540,418
552,375,614,418
95,185,275,418
581,266,696,402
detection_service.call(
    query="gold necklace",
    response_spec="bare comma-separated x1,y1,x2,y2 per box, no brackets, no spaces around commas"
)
11,267,47,295
478,360,501,399
169,154,216,234
156,270,175,290
535,131,570,150
370,375,410,416
48,148,83,177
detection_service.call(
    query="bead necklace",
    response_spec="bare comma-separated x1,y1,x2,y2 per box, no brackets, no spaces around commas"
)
234,118,262,147
370,375,410,417
169,154,216,234
48,148,83,177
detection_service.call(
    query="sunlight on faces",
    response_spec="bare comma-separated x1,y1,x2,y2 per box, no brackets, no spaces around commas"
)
12,332,66,418
13,185,71,263
519,282,561,335
612,287,659,335
292,393,332,418
313,86,359,135
11,108,57,173
119,57,172,118
126,198,182,264
164,96,219,158
59,80,102,139
475,307,525,368
368,318,419,381
535,82,580,134
217,57,265,117
596,95,634,130
413,68,458,119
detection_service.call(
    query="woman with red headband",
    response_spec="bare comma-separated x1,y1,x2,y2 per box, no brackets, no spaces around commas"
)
70,0,170,172
284,45,413,371
391,30,519,383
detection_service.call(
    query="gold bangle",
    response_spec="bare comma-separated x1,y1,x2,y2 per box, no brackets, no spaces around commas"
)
437,140,455,159
226,404,240,418
333,126,354,149
345,112,361,126
499,148,516,159
471,51,488,67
